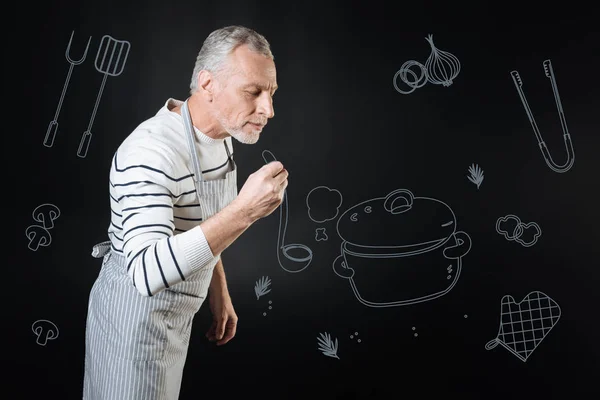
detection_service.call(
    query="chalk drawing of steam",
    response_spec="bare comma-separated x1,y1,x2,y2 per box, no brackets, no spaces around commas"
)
306,186,344,242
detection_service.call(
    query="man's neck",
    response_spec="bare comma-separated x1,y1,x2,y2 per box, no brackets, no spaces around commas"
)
171,94,228,140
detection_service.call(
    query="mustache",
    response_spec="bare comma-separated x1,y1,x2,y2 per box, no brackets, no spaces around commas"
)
248,120,267,126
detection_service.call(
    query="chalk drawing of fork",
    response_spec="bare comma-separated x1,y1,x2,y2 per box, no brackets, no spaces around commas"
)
77,35,131,158
44,31,92,148
510,60,575,173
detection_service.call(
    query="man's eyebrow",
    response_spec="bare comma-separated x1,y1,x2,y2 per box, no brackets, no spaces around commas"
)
243,83,278,92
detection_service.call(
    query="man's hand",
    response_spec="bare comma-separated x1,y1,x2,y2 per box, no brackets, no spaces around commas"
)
206,286,238,346
232,160,288,223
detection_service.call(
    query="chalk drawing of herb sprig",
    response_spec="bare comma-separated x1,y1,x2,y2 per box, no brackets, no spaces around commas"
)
254,276,272,300
468,163,484,189
317,332,340,359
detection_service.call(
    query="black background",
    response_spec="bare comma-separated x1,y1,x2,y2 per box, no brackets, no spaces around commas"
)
10,1,600,399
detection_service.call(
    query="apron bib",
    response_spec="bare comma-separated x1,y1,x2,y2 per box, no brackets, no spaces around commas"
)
83,99,238,400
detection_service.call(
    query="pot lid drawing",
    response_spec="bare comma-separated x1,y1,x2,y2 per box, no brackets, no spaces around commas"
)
486,291,561,362
336,189,462,257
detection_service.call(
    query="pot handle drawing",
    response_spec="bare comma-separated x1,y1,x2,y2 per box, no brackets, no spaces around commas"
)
442,231,472,259
332,250,355,279
384,189,414,214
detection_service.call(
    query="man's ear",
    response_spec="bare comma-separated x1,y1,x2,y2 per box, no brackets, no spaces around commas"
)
198,70,215,101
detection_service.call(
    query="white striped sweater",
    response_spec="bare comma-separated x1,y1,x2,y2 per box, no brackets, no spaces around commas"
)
107,98,235,297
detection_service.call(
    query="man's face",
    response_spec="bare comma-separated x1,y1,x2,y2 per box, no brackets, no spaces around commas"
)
212,44,277,144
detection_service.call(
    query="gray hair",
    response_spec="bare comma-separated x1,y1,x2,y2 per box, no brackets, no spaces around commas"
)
189,25,274,95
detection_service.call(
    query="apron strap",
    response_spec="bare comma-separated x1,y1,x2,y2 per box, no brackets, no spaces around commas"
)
224,140,236,171
91,241,112,258
181,100,204,200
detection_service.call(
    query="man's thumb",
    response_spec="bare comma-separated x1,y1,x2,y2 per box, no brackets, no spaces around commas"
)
264,161,284,175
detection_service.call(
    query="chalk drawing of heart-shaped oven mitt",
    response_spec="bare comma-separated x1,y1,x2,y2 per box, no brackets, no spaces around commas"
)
485,291,561,362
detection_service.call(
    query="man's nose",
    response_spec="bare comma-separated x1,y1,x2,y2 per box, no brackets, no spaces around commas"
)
257,94,275,119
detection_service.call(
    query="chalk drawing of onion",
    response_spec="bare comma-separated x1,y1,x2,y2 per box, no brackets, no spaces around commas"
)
424,34,461,87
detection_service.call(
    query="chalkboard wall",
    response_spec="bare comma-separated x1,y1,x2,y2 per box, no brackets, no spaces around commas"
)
13,1,600,399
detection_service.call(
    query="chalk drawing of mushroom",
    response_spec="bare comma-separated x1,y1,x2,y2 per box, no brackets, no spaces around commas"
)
26,203,60,251
32,319,60,346
32,203,61,229
306,185,343,242
25,225,52,251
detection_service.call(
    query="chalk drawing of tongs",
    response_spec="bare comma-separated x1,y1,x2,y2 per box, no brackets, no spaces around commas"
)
44,31,92,148
77,35,131,158
510,60,575,173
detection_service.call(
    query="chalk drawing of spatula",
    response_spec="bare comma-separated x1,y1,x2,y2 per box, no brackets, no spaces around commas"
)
44,31,91,148
77,35,130,158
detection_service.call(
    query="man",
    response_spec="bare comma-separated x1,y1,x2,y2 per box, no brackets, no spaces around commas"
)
83,25,287,399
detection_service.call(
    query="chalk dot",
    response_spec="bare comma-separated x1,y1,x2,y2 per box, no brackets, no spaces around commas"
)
355,332,358,335
350,335,354,339
464,314,468,318
412,327,416,331
414,333,418,337
268,300,272,304
268,306,272,310
263,312,267,316
357,339,361,343
447,275,452,280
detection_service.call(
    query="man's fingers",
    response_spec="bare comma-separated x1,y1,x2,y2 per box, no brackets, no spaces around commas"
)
215,318,226,340
217,322,237,346
263,161,284,176
280,177,289,190
273,168,288,185
206,321,216,340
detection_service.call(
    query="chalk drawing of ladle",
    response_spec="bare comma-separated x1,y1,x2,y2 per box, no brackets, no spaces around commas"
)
44,30,92,148
262,150,313,273
77,34,131,158
510,59,575,173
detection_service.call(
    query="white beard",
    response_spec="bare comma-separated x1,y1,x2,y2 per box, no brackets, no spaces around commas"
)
214,109,260,145
229,127,260,144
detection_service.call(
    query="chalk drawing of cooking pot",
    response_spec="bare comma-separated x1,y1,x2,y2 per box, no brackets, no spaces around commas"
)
332,189,472,308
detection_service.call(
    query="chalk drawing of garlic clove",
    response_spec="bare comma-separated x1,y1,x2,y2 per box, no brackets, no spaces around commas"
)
317,332,340,359
424,34,461,87
467,163,484,189
254,276,272,300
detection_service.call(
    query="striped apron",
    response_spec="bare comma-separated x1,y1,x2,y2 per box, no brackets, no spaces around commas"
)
83,99,237,399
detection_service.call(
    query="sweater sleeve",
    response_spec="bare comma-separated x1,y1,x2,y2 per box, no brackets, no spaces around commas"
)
110,143,215,297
